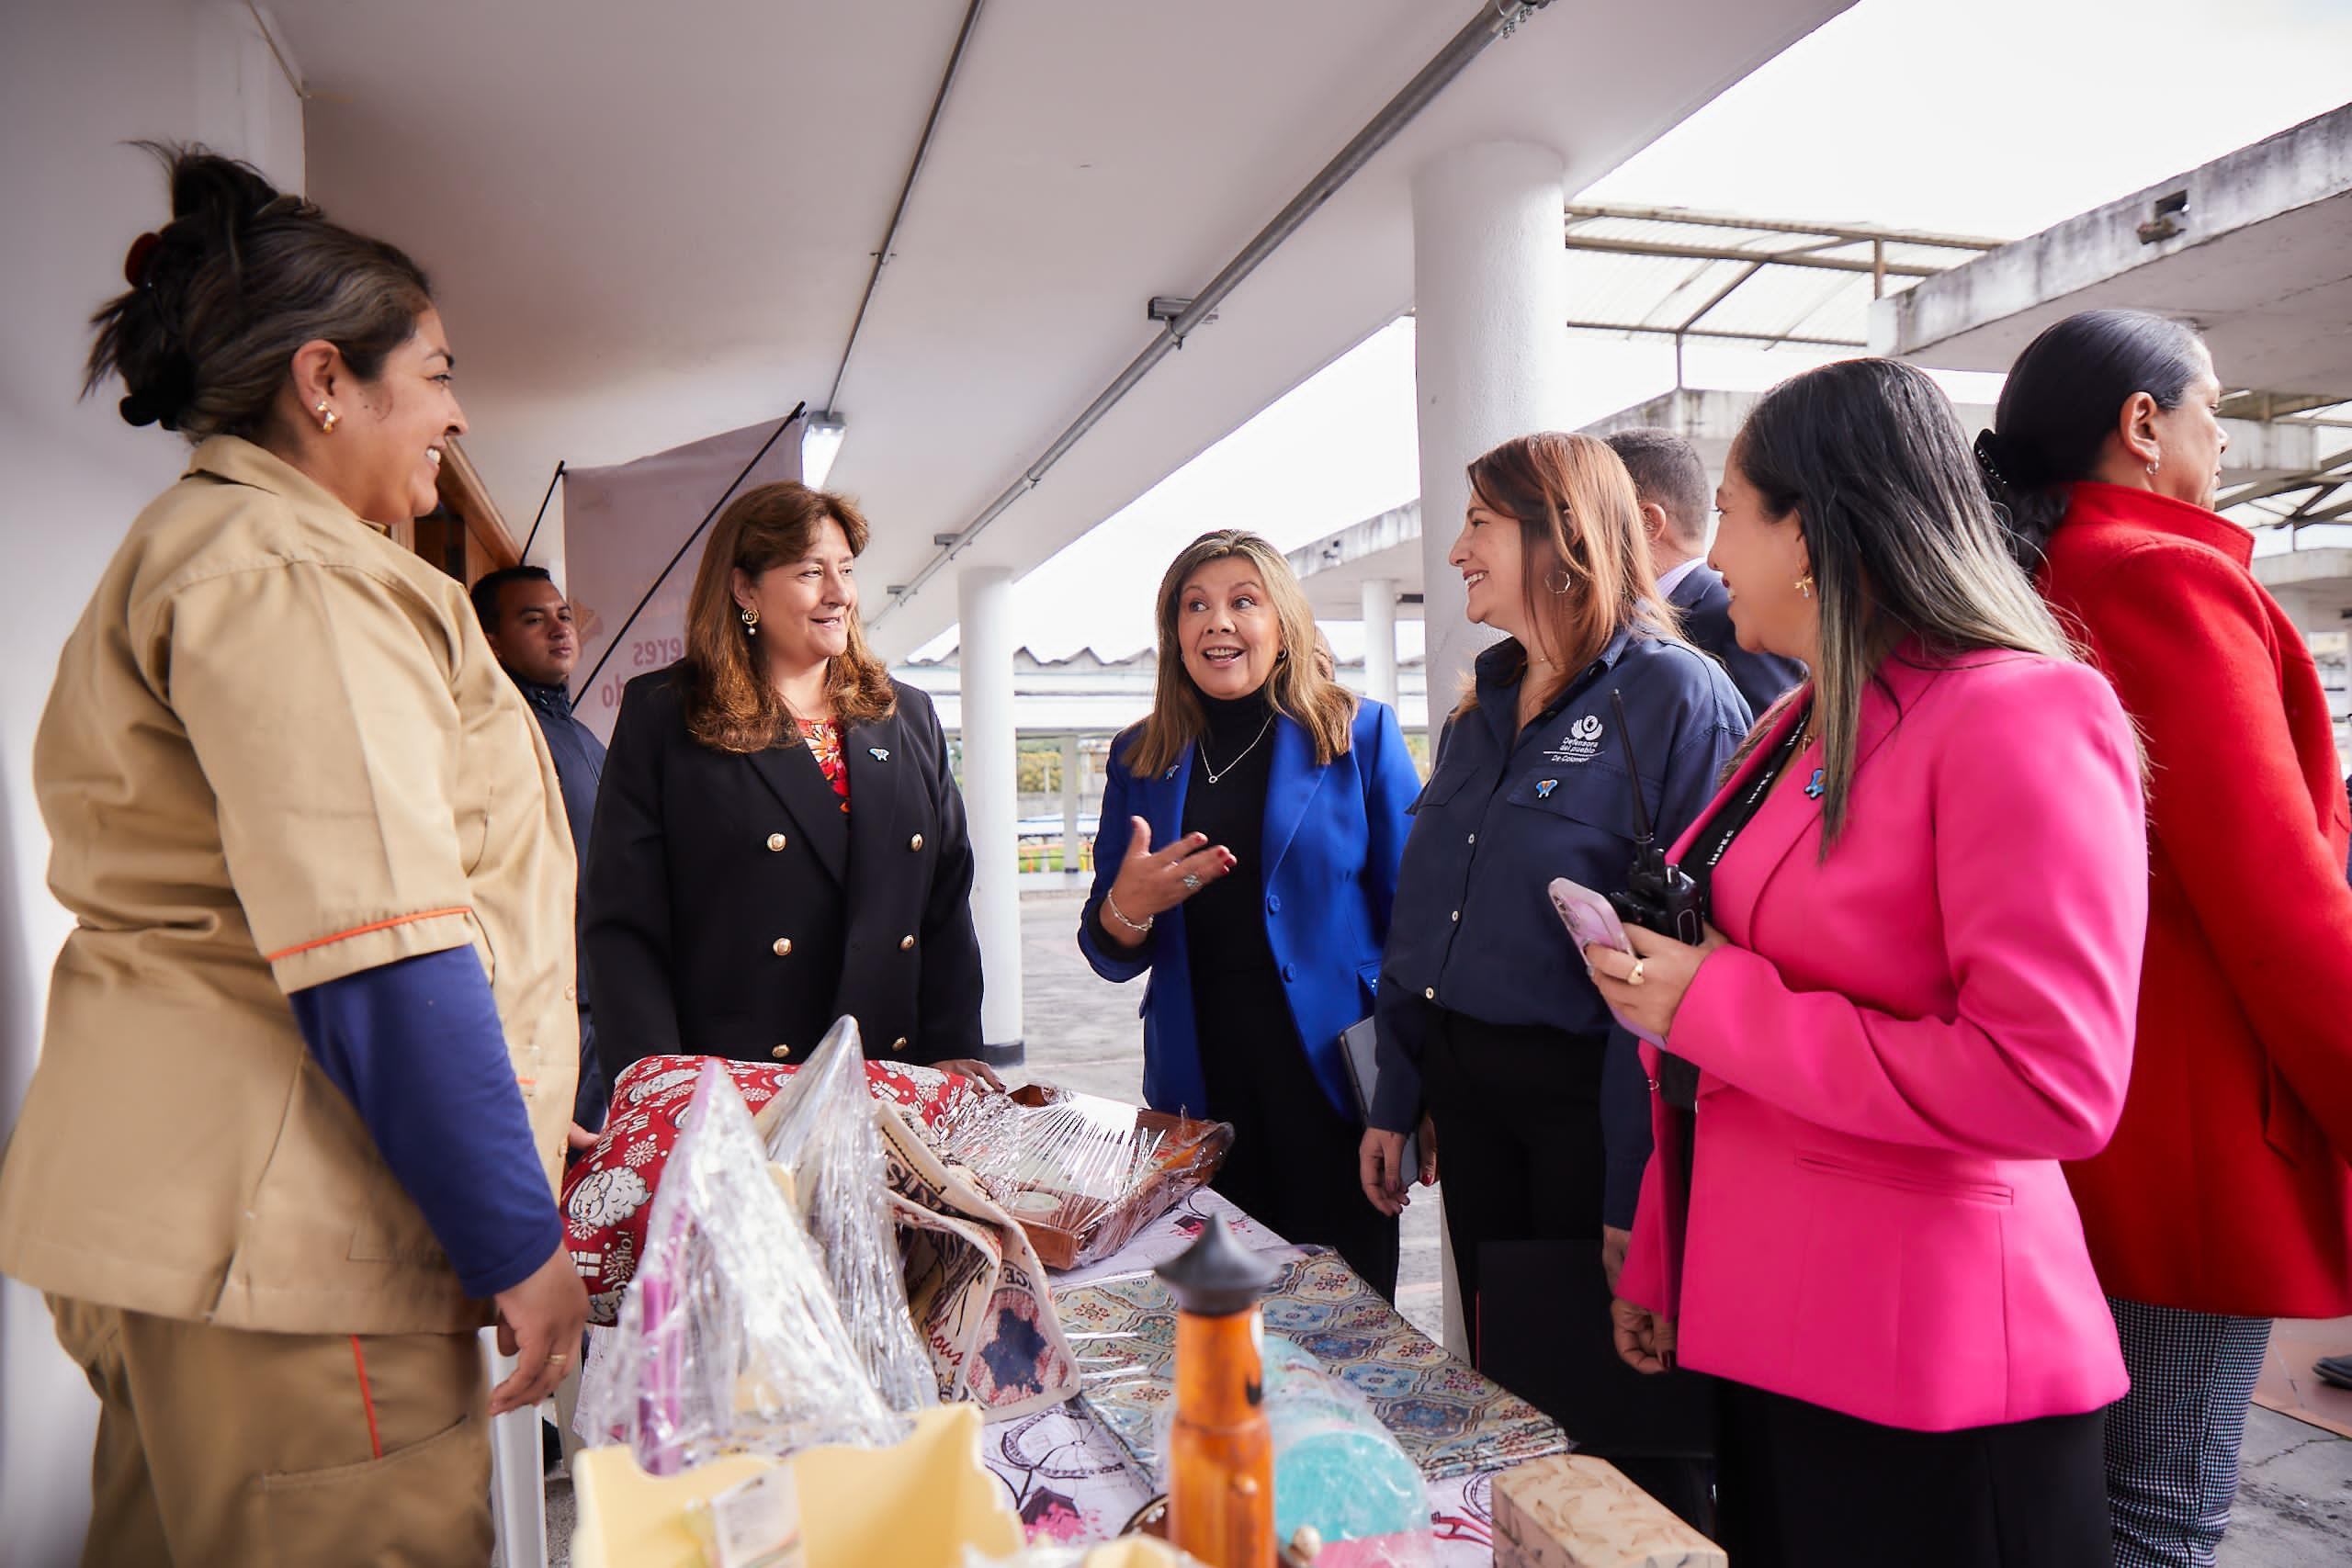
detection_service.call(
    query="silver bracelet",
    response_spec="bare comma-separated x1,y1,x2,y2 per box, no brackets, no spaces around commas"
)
1104,888,1154,936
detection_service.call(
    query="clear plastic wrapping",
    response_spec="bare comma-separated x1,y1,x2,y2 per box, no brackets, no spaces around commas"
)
930,1086,1234,1269
756,1017,938,1413
1258,1338,1431,1551
577,1060,906,1473
1055,1248,1566,1484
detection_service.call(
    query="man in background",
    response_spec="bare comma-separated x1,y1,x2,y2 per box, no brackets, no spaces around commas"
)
1607,426,1806,716
472,565,608,1134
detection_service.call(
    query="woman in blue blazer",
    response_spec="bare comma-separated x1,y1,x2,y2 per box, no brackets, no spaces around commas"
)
1079,531,1423,1294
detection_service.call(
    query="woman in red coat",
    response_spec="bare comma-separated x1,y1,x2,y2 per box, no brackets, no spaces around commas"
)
1978,308,2352,1568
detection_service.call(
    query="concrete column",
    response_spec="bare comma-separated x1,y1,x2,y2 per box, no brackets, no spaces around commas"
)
1411,141,1569,1361
1411,141,1572,706
1058,733,1083,885
1360,576,1398,706
957,567,1023,1058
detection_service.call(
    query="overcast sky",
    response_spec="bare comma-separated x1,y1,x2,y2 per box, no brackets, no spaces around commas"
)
922,0,2352,664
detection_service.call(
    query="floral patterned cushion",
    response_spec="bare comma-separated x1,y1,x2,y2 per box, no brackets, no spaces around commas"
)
561,1054,970,1325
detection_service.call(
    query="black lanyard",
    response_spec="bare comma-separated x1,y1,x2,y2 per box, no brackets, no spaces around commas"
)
1686,706,1812,923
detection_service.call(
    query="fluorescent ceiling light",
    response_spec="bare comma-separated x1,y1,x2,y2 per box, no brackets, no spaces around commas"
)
802,412,847,490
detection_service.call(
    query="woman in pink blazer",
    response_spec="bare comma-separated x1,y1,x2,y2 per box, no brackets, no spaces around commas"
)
1590,358,2148,1567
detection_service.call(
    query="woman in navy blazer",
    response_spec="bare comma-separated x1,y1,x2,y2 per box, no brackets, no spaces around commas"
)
1079,531,1422,1293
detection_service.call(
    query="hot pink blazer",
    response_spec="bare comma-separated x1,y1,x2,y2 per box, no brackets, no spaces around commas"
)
1617,647,2146,1431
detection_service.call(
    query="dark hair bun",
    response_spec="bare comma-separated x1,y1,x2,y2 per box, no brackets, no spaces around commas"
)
85,142,430,443
95,145,288,432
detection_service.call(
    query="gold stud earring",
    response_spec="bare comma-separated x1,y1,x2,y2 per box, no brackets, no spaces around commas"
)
315,400,338,434
1794,574,1815,599
741,605,760,632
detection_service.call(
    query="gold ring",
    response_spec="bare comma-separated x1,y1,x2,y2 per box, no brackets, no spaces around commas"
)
1627,959,1646,987
547,1351,571,1369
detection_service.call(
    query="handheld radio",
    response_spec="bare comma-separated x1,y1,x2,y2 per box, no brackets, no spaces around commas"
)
1604,688,1704,945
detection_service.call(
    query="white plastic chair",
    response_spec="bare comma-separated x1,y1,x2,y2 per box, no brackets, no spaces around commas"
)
482,1326,549,1568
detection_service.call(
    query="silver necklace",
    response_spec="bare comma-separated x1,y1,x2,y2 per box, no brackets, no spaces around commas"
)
1199,714,1275,784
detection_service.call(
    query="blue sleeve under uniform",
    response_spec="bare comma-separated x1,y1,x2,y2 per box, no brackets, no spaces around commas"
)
289,946,562,1299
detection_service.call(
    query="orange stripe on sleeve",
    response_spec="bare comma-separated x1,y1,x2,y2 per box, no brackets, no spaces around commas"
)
266,908,472,964
350,1336,383,1460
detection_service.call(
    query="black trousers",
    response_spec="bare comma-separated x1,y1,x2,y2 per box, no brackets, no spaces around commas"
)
1196,979,1398,1298
1422,1010,1606,1337
1423,1009,1712,1530
1716,1378,2112,1568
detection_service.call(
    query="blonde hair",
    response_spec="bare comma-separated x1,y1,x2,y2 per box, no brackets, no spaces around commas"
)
1456,432,1684,716
1124,530,1357,778
681,480,896,753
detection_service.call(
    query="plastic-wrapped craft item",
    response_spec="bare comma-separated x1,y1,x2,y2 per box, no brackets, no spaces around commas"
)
1138,1337,1431,1561
754,1017,937,1414
578,1061,905,1473
930,1085,1233,1269
1057,1248,1566,1484
1258,1338,1431,1556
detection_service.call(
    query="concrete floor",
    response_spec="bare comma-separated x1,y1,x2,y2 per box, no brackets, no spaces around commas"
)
533,890,2350,1564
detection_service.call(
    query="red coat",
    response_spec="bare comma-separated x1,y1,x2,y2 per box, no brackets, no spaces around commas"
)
2040,481,2352,1316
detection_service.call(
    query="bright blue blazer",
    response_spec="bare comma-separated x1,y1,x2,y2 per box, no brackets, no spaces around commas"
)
1077,698,1421,1120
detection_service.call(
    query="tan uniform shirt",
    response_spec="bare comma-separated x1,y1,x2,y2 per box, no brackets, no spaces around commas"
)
0,437,577,1335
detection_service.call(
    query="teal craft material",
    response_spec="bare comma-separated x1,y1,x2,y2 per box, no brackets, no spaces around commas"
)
1055,1247,1566,1486
1261,1337,1427,1542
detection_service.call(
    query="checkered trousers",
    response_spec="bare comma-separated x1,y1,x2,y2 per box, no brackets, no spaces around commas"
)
2105,1296,2273,1568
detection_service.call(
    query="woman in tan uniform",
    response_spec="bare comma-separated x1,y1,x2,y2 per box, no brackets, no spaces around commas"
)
0,147,584,1564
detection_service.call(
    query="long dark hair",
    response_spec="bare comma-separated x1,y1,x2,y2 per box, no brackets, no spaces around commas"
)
1731,358,2072,845
682,481,895,753
1456,432,1681,716
84,142,433,441
1976,309,2208,568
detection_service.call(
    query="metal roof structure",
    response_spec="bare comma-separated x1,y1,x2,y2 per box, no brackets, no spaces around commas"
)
1550,197,2352,544
2217,398,2352,535
1871,105,2352,548
1556,202,2001,381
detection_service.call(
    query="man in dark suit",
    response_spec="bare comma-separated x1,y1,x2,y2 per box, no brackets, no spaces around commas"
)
1607,426,1805,717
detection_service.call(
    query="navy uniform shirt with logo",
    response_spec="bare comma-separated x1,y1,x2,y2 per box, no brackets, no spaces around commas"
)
1371,627,1750,1224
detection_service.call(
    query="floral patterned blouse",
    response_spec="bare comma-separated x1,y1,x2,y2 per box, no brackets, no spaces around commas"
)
798,716,851,812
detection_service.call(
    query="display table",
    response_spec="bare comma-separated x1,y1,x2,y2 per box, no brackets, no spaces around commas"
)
563,1186,1563,1564
978,1189,1561,1561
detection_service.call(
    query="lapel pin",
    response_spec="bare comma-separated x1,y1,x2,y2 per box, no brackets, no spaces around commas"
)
1163,766,1179,781
1535,778,1558,799
868,747,890,761
1804,767,1826,800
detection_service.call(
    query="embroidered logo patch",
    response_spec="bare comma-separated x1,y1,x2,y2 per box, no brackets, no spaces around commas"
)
1535,778,1558,798
1544,713,1606,765
868,747,891,761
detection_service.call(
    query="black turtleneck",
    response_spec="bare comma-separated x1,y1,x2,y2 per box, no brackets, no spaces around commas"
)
1095,678,1400,1292
1080,683,1283,986
1180,687,1279,979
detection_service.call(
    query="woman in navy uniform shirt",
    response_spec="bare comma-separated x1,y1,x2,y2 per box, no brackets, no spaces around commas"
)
1361,433,1747,1491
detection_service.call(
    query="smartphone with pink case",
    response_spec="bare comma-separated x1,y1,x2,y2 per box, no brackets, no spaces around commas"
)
1548,875,1666,1046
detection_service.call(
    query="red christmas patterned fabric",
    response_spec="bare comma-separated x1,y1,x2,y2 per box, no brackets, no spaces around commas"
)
562,1054,972,1324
